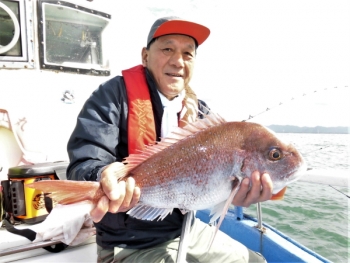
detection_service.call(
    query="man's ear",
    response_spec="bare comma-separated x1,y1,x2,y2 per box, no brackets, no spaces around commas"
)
141,47,148,66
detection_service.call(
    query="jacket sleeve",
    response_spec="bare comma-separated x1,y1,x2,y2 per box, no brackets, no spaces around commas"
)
66,76,128,182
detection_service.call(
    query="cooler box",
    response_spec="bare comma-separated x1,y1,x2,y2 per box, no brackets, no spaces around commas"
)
7,161,68,224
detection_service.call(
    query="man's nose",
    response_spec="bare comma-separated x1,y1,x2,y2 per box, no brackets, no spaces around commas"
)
169,51,185,67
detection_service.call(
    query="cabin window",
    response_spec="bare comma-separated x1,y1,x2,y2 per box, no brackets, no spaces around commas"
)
38,0,111,76
0,0,33,68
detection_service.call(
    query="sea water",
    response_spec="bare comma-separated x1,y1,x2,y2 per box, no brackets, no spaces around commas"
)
245,133,350,262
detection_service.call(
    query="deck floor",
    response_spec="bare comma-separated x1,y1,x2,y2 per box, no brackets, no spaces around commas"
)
0,224,97,263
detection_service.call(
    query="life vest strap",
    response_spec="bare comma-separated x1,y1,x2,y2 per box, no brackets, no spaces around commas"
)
122,65,157,154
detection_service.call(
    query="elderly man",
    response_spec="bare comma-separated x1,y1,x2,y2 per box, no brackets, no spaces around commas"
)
67,16,273,263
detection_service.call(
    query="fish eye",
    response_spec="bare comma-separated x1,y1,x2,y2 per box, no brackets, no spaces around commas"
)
268,148,283,161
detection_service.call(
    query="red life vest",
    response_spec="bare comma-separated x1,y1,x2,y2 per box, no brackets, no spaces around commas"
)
122,65,157,154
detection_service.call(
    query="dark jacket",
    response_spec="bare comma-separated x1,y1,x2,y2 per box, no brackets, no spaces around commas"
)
67,68,208,249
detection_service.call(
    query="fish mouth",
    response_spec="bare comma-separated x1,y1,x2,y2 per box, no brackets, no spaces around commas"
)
272,162,307,194
286,162,307,179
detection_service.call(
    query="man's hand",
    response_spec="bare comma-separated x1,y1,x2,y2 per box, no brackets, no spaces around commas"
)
232,171,273,207
90,162,141,223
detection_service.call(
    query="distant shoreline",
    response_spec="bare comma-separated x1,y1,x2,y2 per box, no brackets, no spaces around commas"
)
267,125,349,134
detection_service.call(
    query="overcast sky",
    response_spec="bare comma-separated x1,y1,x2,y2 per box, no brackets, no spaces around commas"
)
108,0,350,127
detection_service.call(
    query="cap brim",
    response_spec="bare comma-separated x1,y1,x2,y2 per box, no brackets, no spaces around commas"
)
152,20,210,46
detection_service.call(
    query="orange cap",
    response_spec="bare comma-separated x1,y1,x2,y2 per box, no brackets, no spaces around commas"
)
147,16,210,46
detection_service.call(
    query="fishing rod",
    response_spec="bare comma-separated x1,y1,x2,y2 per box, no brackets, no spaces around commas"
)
241,85,349,122
328,185,350,199
302,145,333,156
241,85,349,194
239,85,350,199
300,168,349,198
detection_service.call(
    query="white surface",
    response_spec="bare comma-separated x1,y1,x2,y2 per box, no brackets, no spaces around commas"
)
3,242,97,263
0,227,96,263
299,169,349,187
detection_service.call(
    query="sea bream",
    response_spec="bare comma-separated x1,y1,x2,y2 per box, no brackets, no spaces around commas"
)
28,112,306,227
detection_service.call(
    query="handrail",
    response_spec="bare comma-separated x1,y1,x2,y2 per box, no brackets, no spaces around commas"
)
0,240,62,257
176,211,193,263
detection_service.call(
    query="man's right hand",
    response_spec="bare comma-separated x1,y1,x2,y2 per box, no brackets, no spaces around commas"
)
90,162,141,223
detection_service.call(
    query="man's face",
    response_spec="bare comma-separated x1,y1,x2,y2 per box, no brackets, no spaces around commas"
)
142,34,196,100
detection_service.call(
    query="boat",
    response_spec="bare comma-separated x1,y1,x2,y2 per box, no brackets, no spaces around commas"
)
0,1,344,262
0,206,334,262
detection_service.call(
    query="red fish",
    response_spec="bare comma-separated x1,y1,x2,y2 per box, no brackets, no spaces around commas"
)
28,113,306,232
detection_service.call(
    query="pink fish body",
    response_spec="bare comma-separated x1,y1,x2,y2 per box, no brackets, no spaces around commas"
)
28,113,306,223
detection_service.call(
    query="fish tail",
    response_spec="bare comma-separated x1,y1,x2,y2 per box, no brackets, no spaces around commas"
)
26,180,102,205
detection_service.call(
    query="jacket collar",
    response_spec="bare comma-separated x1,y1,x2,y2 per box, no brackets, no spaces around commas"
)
145,68,163,140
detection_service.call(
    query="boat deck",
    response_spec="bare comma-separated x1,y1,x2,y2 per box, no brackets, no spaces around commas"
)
0,209,331,262
0,223,97,262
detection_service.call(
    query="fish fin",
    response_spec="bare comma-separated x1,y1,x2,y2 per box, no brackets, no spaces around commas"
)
127,204,174,221
208,178,241,224
183,112,226,132
26,180,101,205
270,186,287,200
123,113,226,167
123,143,175,167
180,209,190,215
209,201,226,224
162,112,226,145
208,178,241,249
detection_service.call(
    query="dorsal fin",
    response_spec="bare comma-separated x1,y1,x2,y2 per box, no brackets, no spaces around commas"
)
122,113,226,174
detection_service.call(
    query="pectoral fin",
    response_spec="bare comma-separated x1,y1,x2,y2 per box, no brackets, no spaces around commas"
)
208,177,242,249
127,205,174,221
209,201,226,224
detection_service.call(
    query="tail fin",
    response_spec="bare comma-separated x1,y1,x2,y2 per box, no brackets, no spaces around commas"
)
26,180,102,205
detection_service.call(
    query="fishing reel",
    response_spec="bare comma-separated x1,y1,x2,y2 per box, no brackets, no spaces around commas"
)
1,162,68,225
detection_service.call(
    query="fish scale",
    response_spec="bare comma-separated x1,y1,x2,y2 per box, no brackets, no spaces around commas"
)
127,126,237,210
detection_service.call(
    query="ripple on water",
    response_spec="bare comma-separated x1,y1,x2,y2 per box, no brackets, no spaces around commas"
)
245,180,349,263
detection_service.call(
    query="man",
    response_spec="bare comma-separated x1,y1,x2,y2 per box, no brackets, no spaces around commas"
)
67,16,273,263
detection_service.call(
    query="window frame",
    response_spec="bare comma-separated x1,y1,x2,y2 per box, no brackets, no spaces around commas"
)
37,0,111,76
0,0,35,68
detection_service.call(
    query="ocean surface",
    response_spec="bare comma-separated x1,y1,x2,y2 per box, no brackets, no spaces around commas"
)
244,133,350,263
